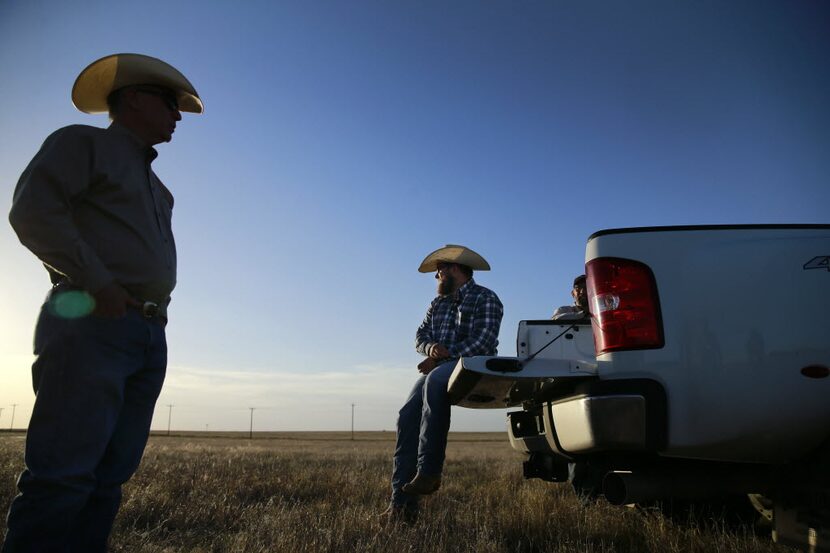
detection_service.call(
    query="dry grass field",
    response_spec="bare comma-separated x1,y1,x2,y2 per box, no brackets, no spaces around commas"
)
0,432,795,553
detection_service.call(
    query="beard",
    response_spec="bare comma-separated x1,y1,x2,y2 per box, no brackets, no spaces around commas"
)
438,274,456,296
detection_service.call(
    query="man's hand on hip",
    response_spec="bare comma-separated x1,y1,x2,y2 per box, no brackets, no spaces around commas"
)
93,283,142,318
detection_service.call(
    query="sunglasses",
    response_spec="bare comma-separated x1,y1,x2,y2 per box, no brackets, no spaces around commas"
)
134,87,179,111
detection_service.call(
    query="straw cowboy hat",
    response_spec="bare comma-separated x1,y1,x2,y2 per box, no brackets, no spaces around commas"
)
418,244,491,273
72,53,203,114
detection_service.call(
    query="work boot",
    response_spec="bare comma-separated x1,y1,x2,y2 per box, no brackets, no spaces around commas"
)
402,472,441,495
378,504,419,525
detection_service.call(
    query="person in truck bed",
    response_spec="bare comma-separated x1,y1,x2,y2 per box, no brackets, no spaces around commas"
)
551,274,590,321
381,244,504,524
552,273,604,500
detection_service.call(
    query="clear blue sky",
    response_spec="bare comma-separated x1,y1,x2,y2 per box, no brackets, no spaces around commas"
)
1,1,828,431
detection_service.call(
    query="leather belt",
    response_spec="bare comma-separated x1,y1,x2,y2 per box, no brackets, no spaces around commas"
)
138,301,160,319
51,281,165,321
130,302,167,326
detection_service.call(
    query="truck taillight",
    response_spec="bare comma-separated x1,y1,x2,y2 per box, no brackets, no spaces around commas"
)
586,257,664,354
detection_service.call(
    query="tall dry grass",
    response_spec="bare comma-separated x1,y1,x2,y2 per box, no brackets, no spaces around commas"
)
0,432,793,552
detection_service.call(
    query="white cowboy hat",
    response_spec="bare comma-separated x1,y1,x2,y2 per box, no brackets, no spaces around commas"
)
418,244,491,273
72,53,203,114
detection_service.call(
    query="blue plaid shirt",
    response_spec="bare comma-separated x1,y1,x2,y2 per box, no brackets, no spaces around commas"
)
415,278,503,359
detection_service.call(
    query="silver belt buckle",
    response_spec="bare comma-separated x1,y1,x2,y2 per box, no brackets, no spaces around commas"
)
141,301,159,318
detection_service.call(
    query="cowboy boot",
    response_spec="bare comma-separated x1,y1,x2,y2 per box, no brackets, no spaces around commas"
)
401,472,441,495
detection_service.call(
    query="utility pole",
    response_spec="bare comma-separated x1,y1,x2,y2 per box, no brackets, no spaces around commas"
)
249,407,256,440
0,408,4,427
10,404,17,431
351,403,355,441
166,404,174,436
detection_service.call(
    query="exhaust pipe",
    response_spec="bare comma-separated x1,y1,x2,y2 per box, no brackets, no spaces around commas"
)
603,466,772,506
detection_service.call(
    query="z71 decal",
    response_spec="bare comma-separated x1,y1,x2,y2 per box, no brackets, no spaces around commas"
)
804,256,830,272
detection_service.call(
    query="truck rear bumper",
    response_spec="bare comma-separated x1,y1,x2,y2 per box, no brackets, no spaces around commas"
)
508,379,667,459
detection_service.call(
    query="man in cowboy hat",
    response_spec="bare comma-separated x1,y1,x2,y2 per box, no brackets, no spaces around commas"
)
4,53,202,552
382,245,503,523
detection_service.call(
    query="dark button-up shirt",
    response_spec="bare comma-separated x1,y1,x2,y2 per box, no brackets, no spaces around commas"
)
9,123,177,313
415,278,503,358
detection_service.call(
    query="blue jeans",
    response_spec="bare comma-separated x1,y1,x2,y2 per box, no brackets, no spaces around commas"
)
390,359,457,508
2,299,167,553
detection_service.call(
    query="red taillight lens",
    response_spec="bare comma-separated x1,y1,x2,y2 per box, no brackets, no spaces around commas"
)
586,257,664,354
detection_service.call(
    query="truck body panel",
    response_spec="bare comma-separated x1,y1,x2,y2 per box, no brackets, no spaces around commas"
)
586,226,830,463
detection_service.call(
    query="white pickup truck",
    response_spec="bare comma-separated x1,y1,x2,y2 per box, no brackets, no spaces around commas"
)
448,225,830,551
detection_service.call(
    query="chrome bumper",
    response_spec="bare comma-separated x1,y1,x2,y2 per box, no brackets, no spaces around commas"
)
507,379,667,459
